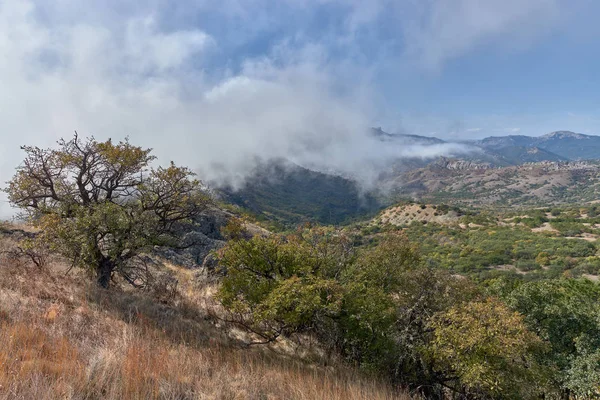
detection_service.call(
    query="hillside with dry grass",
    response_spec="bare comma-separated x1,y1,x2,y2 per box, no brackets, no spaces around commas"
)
0,224,409,400
372,203,462,227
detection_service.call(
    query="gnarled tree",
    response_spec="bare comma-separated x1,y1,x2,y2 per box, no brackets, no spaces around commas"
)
5,133,210,288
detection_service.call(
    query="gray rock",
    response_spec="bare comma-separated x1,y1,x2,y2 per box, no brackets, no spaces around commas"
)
153,206,232,269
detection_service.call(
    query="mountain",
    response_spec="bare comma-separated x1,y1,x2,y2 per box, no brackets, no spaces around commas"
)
218,159,383,225
387,160,600,207
473,131,600,161
533,131,600,160
472,135,537,149
370,127,446,145
484,146,567,165
216,129,600,225
372,128,591,166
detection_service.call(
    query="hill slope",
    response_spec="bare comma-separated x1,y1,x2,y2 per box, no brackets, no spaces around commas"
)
219,160,383,225
0,224,408,400
213,129,600,225
388,160,600,207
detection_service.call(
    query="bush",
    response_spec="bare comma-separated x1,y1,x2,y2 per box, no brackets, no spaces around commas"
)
507,279,600,397
429,298,550,399
215,227,558,397
516,259,541,272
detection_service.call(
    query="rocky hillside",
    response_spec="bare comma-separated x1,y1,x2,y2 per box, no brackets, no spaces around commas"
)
389,160,600,207
211,129,600,226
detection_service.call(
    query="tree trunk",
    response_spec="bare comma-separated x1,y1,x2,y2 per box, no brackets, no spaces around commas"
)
97,256,114,288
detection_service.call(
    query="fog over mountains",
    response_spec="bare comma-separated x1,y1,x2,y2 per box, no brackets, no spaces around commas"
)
217,129,600,224
382,129,600,164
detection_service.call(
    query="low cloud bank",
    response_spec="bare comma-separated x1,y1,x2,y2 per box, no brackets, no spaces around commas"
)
0,1,473,216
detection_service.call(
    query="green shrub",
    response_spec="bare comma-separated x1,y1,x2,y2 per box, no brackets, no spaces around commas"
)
516,259,540,272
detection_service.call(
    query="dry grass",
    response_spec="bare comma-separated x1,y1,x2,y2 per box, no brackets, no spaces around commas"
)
0,230,411,400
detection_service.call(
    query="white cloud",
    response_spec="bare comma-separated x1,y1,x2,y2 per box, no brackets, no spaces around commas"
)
403,0,560,71
0,0,583,218
0,0,472,217
124,17,212,72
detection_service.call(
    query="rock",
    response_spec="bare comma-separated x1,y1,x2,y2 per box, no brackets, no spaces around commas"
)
153,206,231,268
152,205,268,270
431,157,493,171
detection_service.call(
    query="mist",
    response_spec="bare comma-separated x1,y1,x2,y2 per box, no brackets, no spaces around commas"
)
0,1,481,217
0,0,575,216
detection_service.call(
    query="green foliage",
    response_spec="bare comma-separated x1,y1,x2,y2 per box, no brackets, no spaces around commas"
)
217,226,352,340
216,228,554,397
520,215,548,228
515,259,540,272
551,221,588,236
5,134,209,288
401,221,597,277
429,298,550,399
220,161,382,226
507,279,600,396
566,337,600,398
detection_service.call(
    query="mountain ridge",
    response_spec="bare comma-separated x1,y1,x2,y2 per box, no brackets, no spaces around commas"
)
214,129,600,225
465,130,600,161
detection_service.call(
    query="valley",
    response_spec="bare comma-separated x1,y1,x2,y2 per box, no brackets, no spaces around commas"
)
219,130,600,227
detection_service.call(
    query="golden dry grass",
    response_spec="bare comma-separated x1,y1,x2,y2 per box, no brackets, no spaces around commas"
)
0,231,412,400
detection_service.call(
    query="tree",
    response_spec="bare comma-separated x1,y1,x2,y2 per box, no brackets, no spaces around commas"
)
216,225,352,344
428,298,551,399
5,134,210,288
216,230,483,397
507,279,600,396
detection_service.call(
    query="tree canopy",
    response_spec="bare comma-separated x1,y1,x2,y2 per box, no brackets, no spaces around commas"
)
216,228,550,398
5,133,210,288
507,279,600,397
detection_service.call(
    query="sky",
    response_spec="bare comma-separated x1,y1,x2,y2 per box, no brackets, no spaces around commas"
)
1,0,600,214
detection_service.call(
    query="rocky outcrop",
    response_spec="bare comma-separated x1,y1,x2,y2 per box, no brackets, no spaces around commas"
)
521,161,599,172
431,157,493,171
152,206,270,270
153,206,233,269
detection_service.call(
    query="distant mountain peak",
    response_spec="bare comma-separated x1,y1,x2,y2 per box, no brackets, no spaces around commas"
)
540,131,588,140
370,127,446,145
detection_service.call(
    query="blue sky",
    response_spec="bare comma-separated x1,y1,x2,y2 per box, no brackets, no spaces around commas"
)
0,0,599,215
7,0,599,138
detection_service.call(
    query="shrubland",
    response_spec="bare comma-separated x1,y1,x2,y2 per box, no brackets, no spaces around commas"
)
0,226,406,400
216,223,596,398
0,135,408,400
3,136,600,399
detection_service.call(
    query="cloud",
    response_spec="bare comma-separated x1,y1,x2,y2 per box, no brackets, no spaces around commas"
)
1,0,582,217
0,0,473,217
403,0,561,71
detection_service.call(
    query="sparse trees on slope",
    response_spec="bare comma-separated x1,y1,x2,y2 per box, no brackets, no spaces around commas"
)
217,229,554,397
5,133,210,288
